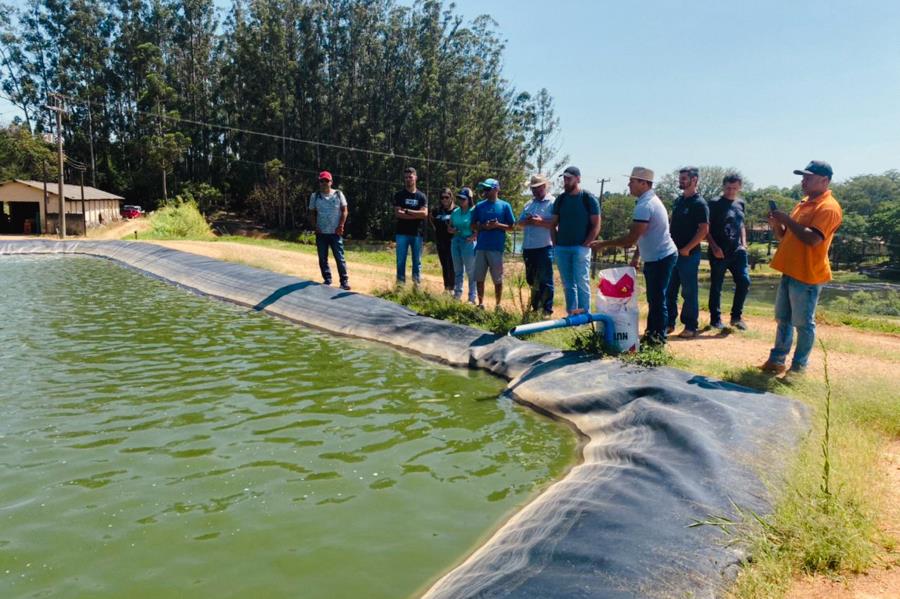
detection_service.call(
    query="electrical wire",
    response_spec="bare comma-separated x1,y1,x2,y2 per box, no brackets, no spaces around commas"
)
1,91,527,175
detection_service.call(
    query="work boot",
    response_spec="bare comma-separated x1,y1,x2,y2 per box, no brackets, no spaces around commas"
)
678,328,699,339
759,360,787,375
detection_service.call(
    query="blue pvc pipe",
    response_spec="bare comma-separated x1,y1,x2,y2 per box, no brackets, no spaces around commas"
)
509,312,616,346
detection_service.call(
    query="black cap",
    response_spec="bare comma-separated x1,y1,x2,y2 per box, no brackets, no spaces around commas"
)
561,166,581,178
793,160,833,178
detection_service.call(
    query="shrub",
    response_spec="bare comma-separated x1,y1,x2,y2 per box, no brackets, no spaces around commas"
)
143,198,214,239
619,343,674,368
569,327,618,356
827,290,900,317
374,287,522,335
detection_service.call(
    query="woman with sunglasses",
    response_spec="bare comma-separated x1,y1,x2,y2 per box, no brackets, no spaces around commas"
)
447,187,478,303
430,187,456,292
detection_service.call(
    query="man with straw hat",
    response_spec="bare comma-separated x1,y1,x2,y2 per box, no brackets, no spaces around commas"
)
592,167,677,345
518,174,557,315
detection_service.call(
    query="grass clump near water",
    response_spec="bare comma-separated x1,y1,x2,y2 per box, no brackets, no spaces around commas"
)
374,286,523,335
139,198,214,240
699,344,896,598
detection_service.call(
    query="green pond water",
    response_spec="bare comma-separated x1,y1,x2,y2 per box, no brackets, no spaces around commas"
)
0,255,576,598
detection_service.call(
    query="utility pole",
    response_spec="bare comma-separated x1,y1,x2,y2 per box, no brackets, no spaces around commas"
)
86,104,96,187
591,178,612,277
42,162,48,234
46,94,66,239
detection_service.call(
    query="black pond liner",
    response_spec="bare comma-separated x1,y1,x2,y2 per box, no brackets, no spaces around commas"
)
1,240,808,599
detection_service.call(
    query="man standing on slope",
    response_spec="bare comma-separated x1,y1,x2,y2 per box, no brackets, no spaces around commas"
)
471,178,515,309
592,167,677,345
518,174,556,316
549,166,601,314
707,173,750,331
394,166,429,285
666,166,709,339
761,161,842,375
309,170,350,290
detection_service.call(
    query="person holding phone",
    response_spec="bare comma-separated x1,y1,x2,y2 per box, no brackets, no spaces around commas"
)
760,161,843,376
706,173,750,330
471,178,515,309
518,174,556,315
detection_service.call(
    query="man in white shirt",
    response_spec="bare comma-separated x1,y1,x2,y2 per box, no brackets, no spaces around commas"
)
308,170,350,290
592,167,677,344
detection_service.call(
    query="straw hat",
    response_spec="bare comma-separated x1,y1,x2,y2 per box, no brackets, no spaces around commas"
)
626,166,654,182
529,174,550,188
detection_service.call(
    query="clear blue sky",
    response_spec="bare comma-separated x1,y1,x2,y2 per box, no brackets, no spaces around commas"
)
446,0,900,191
3,0,898,191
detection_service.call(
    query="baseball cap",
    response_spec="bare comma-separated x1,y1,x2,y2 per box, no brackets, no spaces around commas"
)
456,187,473,200
793,160,833,178
318,171,333,181
478,178,500,190
561,166,581,178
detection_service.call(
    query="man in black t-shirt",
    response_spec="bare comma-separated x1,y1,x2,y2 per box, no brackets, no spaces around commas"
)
666,166,709,338
394,166,429,284
707,173,751,330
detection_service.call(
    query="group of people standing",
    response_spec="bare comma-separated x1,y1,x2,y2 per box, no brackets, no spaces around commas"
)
309,159,842,374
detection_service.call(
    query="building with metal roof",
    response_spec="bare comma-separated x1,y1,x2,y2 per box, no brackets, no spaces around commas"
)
0,179,125,235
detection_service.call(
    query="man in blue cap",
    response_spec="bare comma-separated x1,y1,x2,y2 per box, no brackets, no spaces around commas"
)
471,178,515,308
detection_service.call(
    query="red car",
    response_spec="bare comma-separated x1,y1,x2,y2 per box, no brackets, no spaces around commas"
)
121,205,143,219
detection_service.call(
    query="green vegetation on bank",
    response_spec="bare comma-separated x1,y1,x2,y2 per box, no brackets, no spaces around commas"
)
374,286,676,366
138,199,213,240
718,363,897,597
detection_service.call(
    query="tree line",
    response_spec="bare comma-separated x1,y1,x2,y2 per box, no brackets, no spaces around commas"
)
0,0,565,238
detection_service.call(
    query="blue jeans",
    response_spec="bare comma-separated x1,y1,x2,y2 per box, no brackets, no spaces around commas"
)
666,249,702,330
315,233,348,285
768,275,823,371
450,236,476,301
708,250,751,324
395,234,422,284
523,246,554,313
643,252,677,342
555,245,591,313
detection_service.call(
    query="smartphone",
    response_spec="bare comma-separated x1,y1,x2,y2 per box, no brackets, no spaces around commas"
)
768,200,778,212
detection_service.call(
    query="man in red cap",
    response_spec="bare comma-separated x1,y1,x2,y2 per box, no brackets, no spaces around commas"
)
308,171,350,290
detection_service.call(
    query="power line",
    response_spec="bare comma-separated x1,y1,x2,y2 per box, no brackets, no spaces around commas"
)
229,158,402,188
1,91,527,176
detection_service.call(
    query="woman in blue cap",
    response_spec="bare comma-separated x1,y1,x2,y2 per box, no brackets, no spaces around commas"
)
447,187,478,303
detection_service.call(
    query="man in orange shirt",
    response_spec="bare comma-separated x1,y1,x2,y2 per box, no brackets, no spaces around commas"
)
761,161,843,375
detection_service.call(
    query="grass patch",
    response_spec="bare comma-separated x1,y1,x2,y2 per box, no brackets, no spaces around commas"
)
373,286,523,335
619,343,676,368
138,199,214,240
681,352,897,598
